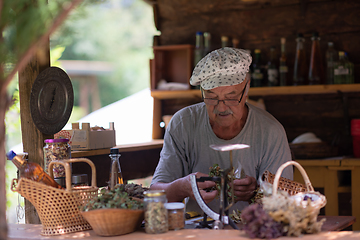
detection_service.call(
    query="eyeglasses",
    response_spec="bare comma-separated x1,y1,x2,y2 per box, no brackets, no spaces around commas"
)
202,82,248,107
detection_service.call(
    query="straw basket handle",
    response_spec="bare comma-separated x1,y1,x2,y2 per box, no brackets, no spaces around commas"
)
49,158,97,191
272,161,314,195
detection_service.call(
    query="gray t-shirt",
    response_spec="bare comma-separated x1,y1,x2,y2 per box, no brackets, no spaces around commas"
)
151,102,293,214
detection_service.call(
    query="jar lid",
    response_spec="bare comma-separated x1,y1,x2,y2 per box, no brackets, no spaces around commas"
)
44,138,69,143
72,174,88,184
144,190,166,197
164,202,185,210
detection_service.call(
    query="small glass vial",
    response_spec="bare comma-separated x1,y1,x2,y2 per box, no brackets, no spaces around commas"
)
43,138,71,178
109,148,123,190
144,190,168,234
165,202,185,230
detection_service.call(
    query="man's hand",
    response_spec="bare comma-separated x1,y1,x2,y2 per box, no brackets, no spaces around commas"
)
186,172,218,204
231,175,257,202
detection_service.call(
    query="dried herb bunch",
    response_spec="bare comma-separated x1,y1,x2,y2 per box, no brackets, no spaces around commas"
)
114,183,149,199
208,164,238,202
81,187,143,211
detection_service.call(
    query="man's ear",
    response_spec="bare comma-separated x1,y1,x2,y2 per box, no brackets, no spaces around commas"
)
245,81,250,96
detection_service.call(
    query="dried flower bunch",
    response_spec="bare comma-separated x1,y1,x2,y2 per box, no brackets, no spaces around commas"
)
241,190,325,239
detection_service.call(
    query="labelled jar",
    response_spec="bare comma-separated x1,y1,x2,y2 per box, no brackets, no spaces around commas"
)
43,138,71,178
165,202,185,230
144,190,168,234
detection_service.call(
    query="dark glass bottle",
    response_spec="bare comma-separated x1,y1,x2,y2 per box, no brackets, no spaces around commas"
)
293,33,308,85
308,31,325,85
221,36,229,48
203,32,211,56
279,38,288,86
194,31,204,67
267,46,279,86
251,49,264,87
325,42,337,84
7,150,63,189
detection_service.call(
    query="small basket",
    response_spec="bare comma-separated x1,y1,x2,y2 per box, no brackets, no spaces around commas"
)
272,161,327,210
11,158,98,236
81,208,144,236
262,170,307,196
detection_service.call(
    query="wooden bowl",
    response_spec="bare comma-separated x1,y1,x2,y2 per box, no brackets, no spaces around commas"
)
81,208,144,236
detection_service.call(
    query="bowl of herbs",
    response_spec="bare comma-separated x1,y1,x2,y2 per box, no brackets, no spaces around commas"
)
80,185,144,236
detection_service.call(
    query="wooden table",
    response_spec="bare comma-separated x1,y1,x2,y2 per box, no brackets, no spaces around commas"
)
6,218,359,240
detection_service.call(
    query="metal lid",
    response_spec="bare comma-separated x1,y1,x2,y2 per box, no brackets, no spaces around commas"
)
144,190,166,197
110,148,119,154
72,174,88,184
164,202,185,210
44,138,69,143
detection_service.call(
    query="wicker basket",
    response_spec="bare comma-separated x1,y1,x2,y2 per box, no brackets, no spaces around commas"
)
11,158,98,236
262,170,307,196
81,208,144,236
272,161,327,210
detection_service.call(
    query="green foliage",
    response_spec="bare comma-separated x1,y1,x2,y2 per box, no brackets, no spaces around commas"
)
1,0,76,79
51,0,157,105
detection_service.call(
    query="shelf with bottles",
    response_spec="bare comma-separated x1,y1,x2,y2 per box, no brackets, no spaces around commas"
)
151,83,360,100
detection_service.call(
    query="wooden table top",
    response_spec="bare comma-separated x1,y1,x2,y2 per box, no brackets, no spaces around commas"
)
7,216,356,240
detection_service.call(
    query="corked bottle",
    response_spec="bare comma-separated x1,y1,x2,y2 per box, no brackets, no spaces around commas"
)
308,31,325,85
7,150,63,189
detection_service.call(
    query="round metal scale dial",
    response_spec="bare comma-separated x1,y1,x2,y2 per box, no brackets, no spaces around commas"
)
30,66,74,135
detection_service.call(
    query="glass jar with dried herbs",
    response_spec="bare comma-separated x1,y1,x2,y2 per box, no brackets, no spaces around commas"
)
144,190,168,234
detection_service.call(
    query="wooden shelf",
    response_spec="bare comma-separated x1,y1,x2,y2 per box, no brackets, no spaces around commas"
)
71,140,164,158
151,84,360,99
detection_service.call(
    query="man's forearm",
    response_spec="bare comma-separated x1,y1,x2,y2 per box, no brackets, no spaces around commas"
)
150,178,189,202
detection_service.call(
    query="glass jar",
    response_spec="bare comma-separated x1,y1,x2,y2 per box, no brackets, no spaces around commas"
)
144,190,168,234
43,138,71,178
165,202,185,230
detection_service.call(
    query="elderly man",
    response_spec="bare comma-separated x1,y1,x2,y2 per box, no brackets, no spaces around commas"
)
150,47,293,214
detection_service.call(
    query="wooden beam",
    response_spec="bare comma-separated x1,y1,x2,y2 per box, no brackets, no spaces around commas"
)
18,44,52,224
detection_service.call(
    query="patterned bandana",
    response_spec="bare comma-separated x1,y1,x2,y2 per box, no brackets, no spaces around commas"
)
190,47,252,90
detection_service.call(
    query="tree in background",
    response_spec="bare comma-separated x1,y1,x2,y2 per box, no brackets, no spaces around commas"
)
52,0,157,107
0,1,83,238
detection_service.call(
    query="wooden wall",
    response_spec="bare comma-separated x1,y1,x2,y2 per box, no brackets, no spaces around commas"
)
153,0,360,83
151,0,360,156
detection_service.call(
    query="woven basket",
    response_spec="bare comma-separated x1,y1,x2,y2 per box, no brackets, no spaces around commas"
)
262,170,307,196
11,158,98,236
81,208,144,236
272,161,327,210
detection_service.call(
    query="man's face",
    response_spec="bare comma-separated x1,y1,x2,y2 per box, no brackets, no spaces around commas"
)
202,80,248,128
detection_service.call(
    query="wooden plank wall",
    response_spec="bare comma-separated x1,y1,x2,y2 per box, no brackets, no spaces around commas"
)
153,0,360,82
151,0,360,156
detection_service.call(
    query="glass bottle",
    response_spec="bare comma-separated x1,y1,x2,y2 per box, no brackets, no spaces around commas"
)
279,37,288,86
7,150,63,189
293,33,307,85
267,46,279,86
308,31,325,85
221,36,229,48
325,42,337,84
344,52,354,84
251,49,264,87
109,147,123,190
232,38,239,48
334,51,354,84
144,190,168,234
194,31,204,67
203,32,211,56
43,138,71,179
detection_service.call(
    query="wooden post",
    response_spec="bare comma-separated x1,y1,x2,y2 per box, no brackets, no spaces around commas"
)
18,44,52,224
